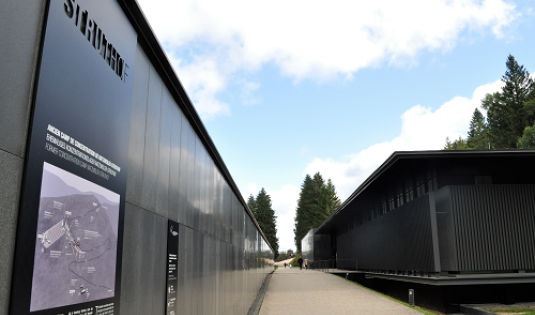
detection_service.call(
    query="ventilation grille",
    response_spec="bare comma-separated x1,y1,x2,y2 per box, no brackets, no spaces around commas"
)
450,185,535,271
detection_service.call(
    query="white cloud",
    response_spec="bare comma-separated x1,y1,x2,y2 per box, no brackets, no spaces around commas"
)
304,79,504,201
243,80,503,252
166,55,230,119
137,0,518,117
245,183,259,198
269,185,301,252
240,81,260,106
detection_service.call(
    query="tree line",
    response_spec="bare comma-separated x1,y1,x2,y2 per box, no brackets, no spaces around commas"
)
445,55,535,150
294,172,341,253
247,188,279,258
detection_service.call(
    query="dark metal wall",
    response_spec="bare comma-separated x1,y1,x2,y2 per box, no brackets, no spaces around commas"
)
436,185,535,272
0,2,273,314
120,46,273,315
314,234,332,261
301,229,315,261
330,184,535,274
337,195,436,272
302,229,331,262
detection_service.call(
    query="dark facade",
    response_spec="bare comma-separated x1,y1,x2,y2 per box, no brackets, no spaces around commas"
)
0,1,273,315
312,150,535,274
302,228,331,263
305,150,535,309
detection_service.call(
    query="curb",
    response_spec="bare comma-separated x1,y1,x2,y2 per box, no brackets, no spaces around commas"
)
247,271,274,315
459,305,496,315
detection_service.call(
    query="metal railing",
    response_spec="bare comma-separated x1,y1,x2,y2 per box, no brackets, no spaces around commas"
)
309,259,358,272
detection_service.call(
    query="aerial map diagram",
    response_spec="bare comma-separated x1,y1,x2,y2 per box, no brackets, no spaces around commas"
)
30,163,120,312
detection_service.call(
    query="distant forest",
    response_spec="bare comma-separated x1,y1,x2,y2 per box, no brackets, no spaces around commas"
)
445,55,535,150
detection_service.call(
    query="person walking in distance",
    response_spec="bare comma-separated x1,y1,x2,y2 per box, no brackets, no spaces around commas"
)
298,257,304,270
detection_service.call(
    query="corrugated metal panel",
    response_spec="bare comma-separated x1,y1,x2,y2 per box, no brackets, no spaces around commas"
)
338,194,435,272
434,186,458,271
450,185,535,271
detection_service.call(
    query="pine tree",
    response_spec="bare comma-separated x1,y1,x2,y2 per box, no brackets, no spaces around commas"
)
443,136,471,150
323,179,341,215
294,175,315,253
445,55,535,150
502,55,535,136
311,172,326,220
247,194,257,216
254,188,279,257
483,55,535,148
294,173,341,253
467,108,488,149
517,122,535,148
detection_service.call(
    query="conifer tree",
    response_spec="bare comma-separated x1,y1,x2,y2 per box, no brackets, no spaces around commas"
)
483,55,535,148
323,179,341,215
467,108,488,149
294,173,341,252
444,55,535,150
443,136,471,150
517,122,535,148
247,194,257,217
294,175,314,253
251,188,279,257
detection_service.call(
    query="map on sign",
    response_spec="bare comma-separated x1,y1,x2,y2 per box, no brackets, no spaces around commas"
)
30,163,120,312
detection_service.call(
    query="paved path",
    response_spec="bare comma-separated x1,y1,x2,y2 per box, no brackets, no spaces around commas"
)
259,268,421,315
274,258,294,267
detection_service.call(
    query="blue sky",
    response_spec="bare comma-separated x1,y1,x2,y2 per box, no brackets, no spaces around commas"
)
137,0,535,252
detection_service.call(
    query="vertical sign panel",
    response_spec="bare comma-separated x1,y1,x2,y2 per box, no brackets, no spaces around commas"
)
10,0,137,314
166,221,179,315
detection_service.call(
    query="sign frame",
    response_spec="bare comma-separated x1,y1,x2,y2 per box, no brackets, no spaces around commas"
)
10,0,137,314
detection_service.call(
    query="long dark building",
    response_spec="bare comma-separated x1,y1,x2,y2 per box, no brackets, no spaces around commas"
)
0,0,273,315
303,150,535,312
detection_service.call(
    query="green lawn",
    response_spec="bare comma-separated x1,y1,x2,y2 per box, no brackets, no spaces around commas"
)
485,307,535,315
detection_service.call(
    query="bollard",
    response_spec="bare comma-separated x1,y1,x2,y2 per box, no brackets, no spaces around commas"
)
408,289,415,307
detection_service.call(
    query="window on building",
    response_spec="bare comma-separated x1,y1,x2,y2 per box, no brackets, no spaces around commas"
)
416,175,426,197
388,191,395,211
396,184,405,207
427,168,437,192
405,178,414,202
475,175,492,185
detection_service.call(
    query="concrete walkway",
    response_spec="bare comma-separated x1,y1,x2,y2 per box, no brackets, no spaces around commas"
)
259,268,421,315
273,258,294,268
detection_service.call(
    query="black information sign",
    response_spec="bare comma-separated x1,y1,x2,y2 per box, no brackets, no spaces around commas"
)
10,0,137,314
166,221,179,315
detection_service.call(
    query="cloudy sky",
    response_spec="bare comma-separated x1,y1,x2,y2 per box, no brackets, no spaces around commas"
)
136,0,535,252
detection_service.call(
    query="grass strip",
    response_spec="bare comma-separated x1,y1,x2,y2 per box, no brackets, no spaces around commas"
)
486,308,535,315
342,277,439,315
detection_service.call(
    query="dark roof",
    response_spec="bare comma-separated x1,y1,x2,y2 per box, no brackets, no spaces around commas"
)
316,149,535,233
